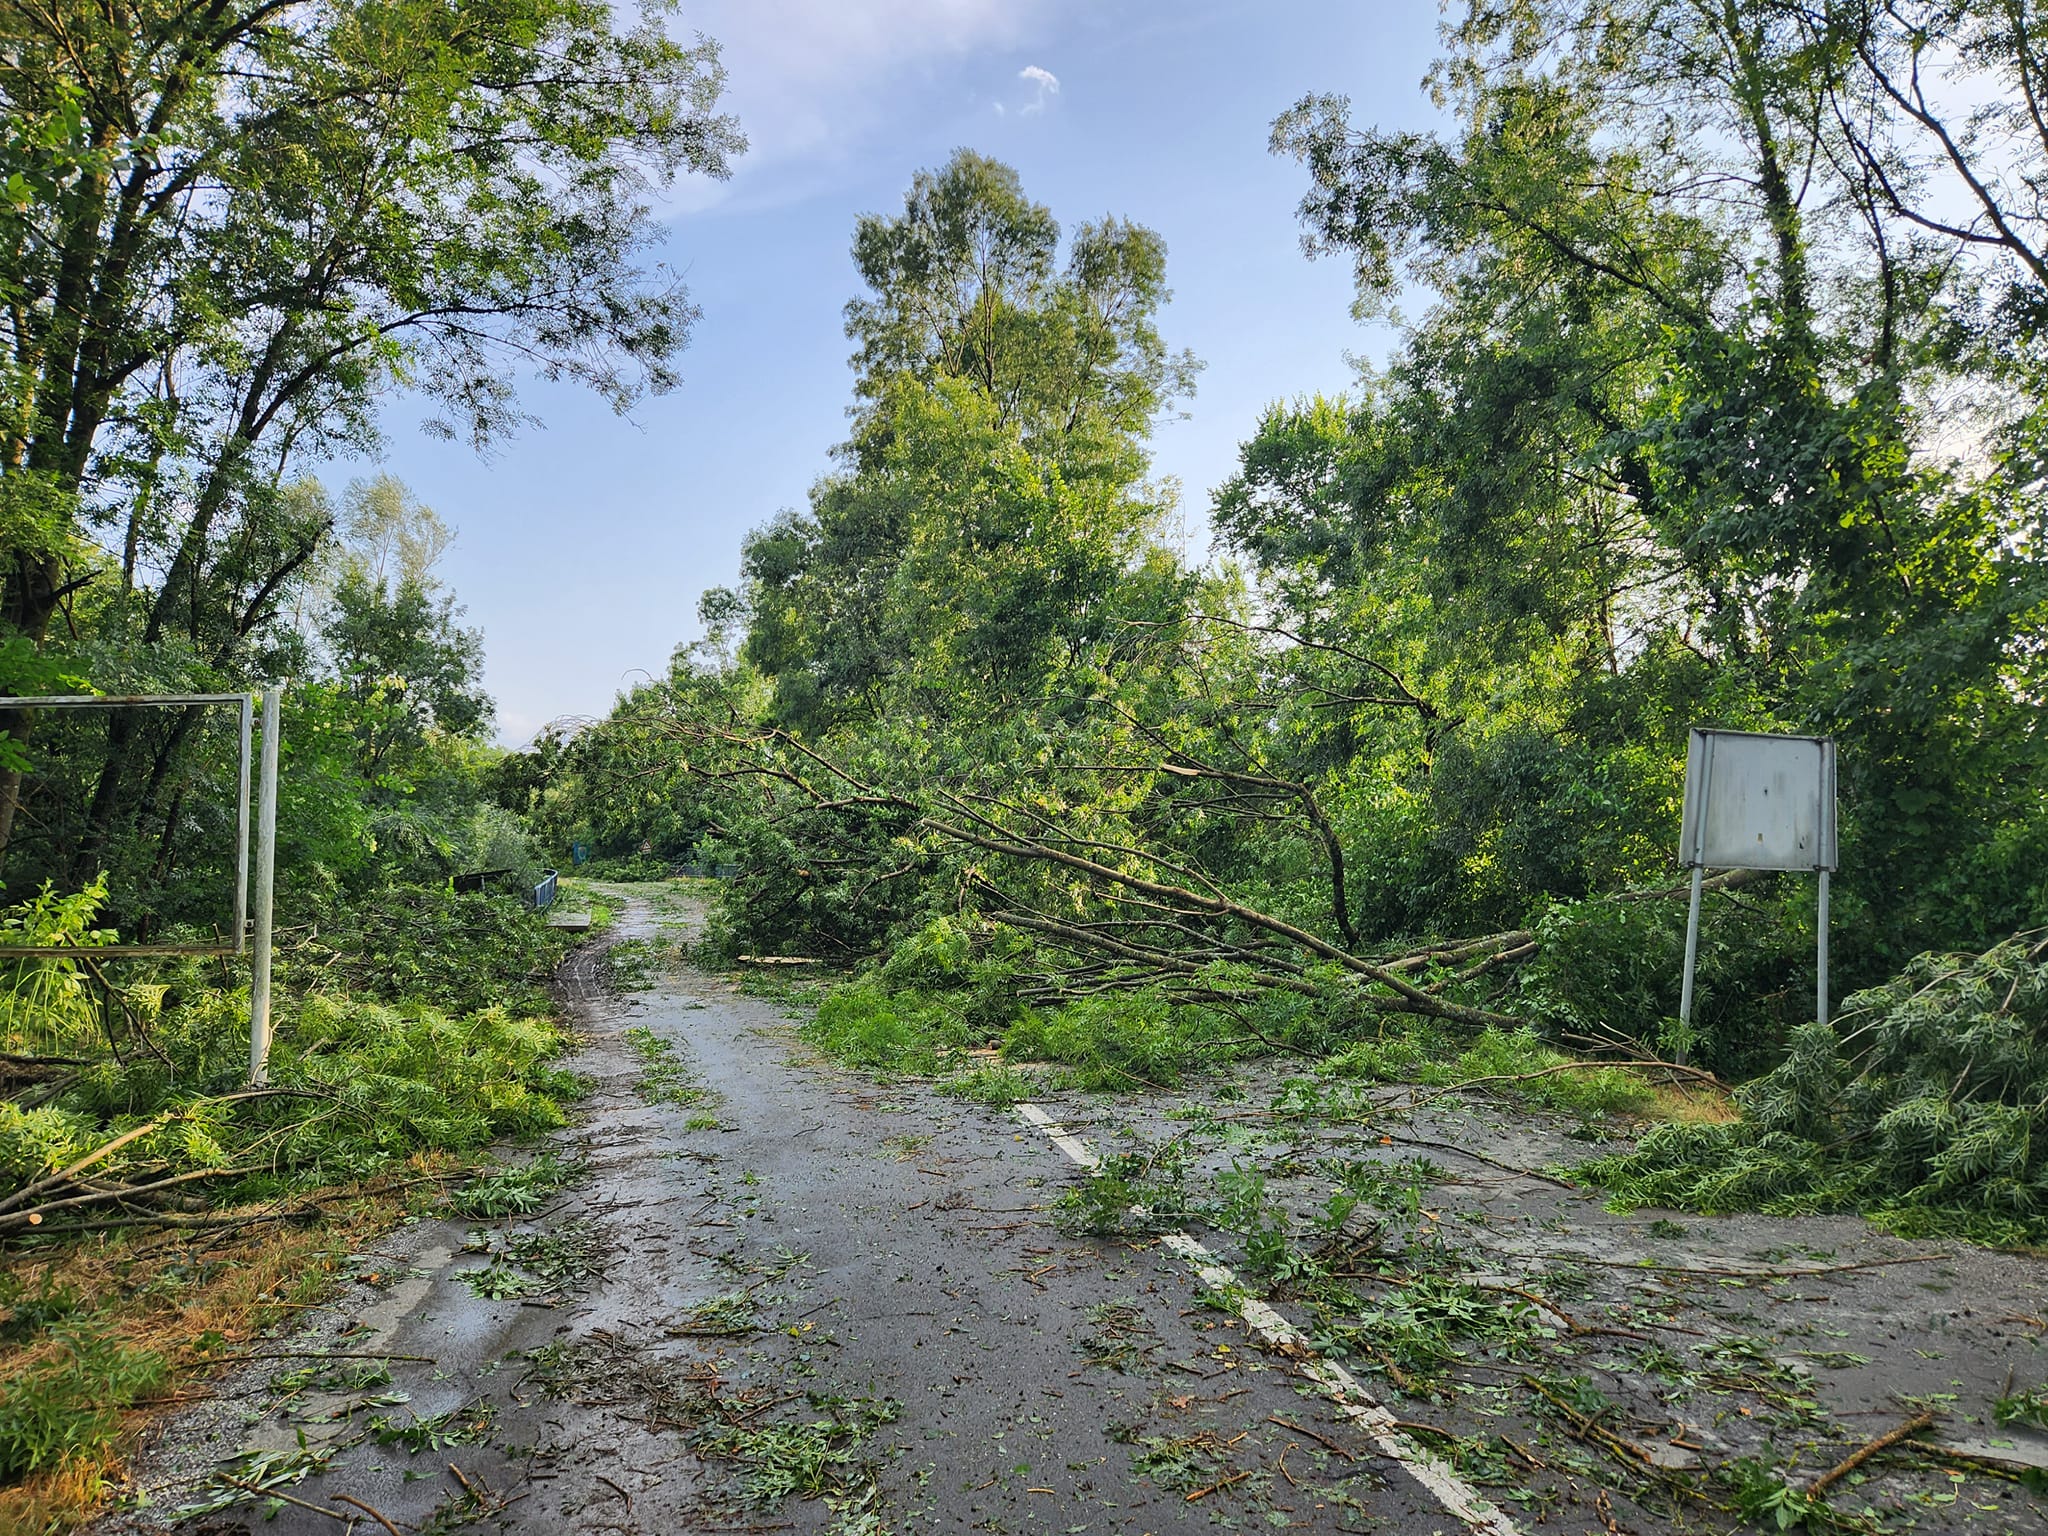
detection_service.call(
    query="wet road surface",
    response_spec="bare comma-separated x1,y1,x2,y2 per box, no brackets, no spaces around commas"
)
101,887,2048,1535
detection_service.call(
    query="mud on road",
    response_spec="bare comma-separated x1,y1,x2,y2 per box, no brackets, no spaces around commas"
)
98,885,2048,1535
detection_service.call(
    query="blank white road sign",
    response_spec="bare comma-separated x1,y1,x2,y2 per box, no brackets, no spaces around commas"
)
1678,729,1836,872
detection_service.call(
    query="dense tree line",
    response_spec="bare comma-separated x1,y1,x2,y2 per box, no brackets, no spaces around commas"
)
524,2,2046,1113
0,7,743,1511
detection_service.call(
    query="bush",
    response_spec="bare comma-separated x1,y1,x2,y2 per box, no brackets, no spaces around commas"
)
1325,1021,1656,1120
1581,933,2048,1243
703,805,926,961
935,1065,1036,1107
799,984,974,1075
1003,994,1234,1091
577,852,677,881
0,1321,165,1483
1515,890,1809,1076
311,883,570,1014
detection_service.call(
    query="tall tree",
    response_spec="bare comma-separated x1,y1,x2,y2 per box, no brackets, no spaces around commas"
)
842,149,1198,484
0,0,744,853
740,151,1197,735
1257,0,2048,957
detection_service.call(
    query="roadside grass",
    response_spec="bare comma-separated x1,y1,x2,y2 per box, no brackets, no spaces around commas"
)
1321,1022,1663,1123
934,1063,1035,1107
0,879,604,1529
781,914,1694,1129
0,1178,429,1531
554,876,621,933
796,964,1688,1136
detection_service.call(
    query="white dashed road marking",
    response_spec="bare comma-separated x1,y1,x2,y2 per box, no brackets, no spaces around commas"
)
1016,1100,1523,1536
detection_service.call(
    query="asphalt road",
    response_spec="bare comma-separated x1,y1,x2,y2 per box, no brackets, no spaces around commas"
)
100,888,2048,1536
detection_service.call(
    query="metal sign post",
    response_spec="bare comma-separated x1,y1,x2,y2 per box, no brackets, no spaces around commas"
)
234,693,253,953
1676,728,1837,1059
248,687,282,1085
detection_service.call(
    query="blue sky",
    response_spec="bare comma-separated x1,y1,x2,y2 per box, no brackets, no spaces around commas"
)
351,1,1450,744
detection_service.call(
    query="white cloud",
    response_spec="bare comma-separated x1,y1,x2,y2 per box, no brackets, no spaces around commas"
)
661,1,1062,212
1018,63,1060,114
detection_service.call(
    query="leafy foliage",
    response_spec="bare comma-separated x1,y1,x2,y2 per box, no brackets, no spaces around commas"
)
1583,935,2048,1243
0,1322,165,1483
523,14,2047,1257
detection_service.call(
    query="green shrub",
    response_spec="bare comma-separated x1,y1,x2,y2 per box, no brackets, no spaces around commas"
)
0,1321,166,1482
1324,1021,1655,1120
1582,934,2048,1243
935,1065,1036,1107
1003,994,1233,1091
1515,891,1809,1077
876,917,974,992
1322,1021,1452,1082
1433,1027,1656,1119
0,879,117,1059
799,983,973,1075
312,884,571,1015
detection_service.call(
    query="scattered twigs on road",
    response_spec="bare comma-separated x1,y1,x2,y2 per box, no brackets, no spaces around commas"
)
1377,1129,1575,1186
332,1492,405,1535
1806,1410,1936,1496
596,1473,634,1512
1910,1442,2048,1482
222,1477,350,1525
224,1349,439,1365
1522,1374,1664,1479
1266,1415,1354,1460
1185,1467,1252,1501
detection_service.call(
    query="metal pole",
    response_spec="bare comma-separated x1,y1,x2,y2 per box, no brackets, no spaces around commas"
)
1676,864,1705,1064
233,694,252,954
248,687,281,1085
1816,868,1830,1028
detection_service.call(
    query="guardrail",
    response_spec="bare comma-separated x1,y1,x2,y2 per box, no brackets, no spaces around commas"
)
533,869,559,911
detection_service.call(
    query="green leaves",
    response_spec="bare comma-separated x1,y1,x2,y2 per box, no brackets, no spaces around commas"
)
1584,933,2048,1242
1,0,744,683
844,150,1196,480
